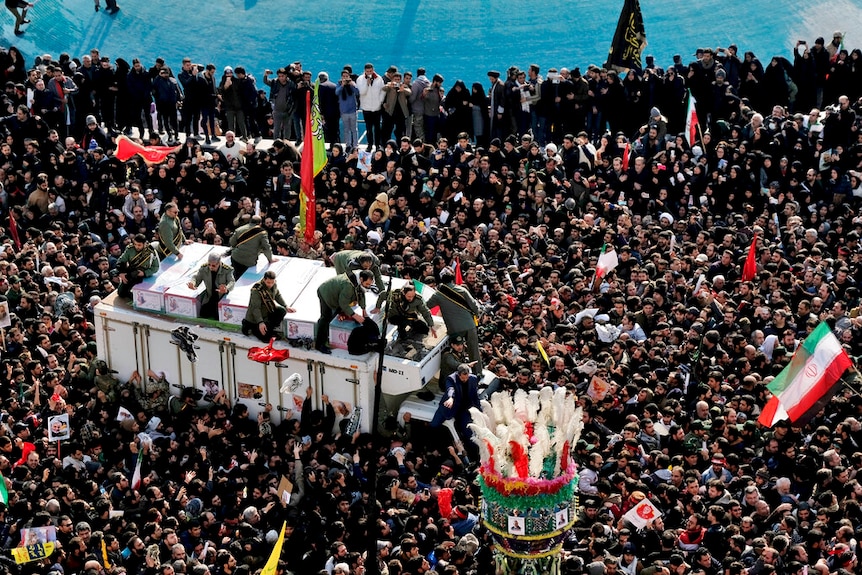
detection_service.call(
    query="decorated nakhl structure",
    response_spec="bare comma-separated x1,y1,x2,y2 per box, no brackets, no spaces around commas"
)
468,387,583,575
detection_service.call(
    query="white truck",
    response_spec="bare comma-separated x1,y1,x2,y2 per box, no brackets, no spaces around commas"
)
94,246,457,432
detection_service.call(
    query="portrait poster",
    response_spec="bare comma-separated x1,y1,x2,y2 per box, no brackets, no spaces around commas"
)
47,414,70,442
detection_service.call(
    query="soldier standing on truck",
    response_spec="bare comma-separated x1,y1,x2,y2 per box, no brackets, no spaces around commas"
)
229,215,274,280
315,270,374,354
187,252,235,320
331,250,385,312
156,202,188,260
115,233,160,299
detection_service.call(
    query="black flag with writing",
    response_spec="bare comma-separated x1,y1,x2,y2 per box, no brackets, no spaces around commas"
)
607,0,647,72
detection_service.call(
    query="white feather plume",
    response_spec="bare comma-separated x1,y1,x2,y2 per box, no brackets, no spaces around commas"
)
527,390,541,423
468,423,492,464
552,387,567,431
495,424,511,475
501,391,516,423
513,389,528,422
539,385,555,422
490,393,507,424
480,399,495,423
529,421,551,478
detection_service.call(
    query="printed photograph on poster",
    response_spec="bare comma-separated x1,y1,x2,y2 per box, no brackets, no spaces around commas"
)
20,526,57,546
291,394,304,411
555,508,569,529
238,382,263,399
357,150,373,172
47,414,70,442
202,378,220,402
507,515,525,535
0,300,10,328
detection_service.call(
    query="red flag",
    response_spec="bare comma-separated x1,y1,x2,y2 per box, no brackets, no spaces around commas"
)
247,338,290,364
741,233,757,282
299,84,327,244
8,212,20,250
621,142,631,171
454,258,463,285
114,135,180,164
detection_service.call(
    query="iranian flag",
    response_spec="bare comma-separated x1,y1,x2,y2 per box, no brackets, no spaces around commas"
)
412,279,440,315
758,322,852,427
0,471,7,505
595,244,619,280
685,90,699,147
299,81,328,244
130,449,144,490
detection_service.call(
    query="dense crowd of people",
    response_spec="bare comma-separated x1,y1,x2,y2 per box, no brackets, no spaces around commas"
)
0,29,861,575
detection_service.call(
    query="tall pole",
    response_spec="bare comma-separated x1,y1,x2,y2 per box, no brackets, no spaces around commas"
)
366,276,393,575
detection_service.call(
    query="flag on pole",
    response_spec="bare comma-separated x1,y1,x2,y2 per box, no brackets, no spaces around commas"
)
758,322,853,427
741,233,758,282
606,0,647,72
595,244,619,280
114,135,181,164
685,90,699,147
299,81,328,244
0,471,8,505
412,279,440,315
260,522,286,575
454,258,464,285
621,142,631,171
130,449,144,490
8,211,20,250
536,341,550,365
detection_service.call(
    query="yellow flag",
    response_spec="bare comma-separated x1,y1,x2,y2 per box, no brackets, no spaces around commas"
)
12,542,54,564
260,522,286,575
536,341,550,366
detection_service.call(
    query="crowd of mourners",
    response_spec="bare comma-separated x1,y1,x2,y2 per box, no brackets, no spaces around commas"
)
0,28,861,575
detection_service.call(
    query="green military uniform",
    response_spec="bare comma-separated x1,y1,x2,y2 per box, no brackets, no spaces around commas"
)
115,242,160,298
189,261,235,319
4,282,22,310
387,286,434,341
440,337,469,386
229,222,273,279
316,273,365,350
427,281,482,374
157,212,185,258
243,279,288,341
332,250,385,296
92,360,120,403
136,373,169,414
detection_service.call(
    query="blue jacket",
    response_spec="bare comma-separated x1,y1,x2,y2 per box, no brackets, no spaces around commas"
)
335,83,358,115
153,75,183,105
